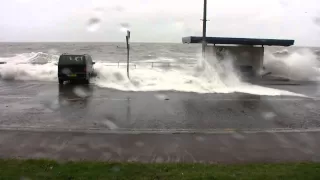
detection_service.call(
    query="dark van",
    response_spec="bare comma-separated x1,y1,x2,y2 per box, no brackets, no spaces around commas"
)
58,54,95,84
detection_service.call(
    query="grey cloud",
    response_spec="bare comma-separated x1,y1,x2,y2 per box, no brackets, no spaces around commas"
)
120,23,130,29
313,17,320,26
114,5,125,12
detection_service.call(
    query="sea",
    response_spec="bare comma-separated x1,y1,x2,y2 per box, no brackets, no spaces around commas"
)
0,42,320,96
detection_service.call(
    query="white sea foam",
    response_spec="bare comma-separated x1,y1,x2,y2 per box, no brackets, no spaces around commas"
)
0,50,315,97
265,48,320,81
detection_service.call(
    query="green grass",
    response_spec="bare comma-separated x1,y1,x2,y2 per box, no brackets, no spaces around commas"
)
0,159,320,180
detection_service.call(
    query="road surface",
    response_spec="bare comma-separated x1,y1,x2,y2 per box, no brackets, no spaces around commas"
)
0,80,319,163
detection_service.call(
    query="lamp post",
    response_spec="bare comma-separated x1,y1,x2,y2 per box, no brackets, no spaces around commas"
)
201,0,208,58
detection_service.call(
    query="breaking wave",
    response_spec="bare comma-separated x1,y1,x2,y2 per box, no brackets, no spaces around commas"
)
265,48,320,81
0,50,317,96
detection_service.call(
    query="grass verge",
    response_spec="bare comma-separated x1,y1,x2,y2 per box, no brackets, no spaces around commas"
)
0,159,320,180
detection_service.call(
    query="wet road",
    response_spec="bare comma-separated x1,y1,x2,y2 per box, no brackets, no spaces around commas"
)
0,80,320,131
0,80,320,163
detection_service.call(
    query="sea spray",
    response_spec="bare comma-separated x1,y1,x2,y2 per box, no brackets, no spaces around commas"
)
0,51,313,96
265,48,320,81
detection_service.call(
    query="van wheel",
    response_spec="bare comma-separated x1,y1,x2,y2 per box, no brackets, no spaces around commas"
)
59,79,64,85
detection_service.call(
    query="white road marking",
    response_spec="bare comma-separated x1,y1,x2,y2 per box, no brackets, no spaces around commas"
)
205,98,318,101
0,95,318,101
1,126,320,135
0,96,33,99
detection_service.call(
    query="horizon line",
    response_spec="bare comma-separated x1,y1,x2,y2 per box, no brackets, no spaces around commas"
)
0,41,318,48
0,41,183,44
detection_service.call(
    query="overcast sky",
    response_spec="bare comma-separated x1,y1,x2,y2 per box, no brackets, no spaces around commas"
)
1,0,320,46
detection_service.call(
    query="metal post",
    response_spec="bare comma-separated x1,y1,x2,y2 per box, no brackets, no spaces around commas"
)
201,0,207,58
126,30,130,79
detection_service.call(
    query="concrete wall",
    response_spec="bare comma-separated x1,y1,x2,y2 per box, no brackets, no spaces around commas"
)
206,45,264,77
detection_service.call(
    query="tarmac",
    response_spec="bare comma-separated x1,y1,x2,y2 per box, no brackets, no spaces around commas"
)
0,80,320,163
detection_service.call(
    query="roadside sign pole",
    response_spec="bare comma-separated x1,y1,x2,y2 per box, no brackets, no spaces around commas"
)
126,30,131,79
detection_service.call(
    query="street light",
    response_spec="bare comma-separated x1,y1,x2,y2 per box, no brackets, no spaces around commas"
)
201,0,208,58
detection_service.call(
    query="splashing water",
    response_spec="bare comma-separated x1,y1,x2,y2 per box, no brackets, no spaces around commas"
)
0,50,314,97
103,120,118,130
48,49,59,55
262,112,277,120
0,52,57,81
265,48,320,81
197,47,243,88
73,86,91,98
